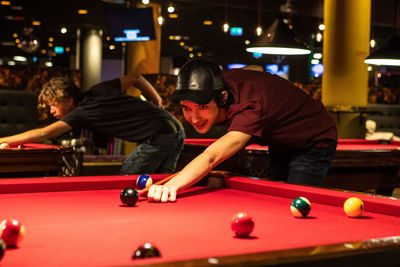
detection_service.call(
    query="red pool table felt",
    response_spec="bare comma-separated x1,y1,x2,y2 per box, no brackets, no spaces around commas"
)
0,174,400,266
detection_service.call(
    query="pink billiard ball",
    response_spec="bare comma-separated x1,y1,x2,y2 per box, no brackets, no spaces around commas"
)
0,219,25,248
231,212,254,237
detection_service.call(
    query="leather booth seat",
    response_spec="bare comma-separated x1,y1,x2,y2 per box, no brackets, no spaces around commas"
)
367,104,400,137
0,90,38,137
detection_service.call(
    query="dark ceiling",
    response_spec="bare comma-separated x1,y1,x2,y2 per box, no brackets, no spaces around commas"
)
0,0,399,69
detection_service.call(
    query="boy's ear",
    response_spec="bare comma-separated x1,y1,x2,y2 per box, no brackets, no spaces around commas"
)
67,97,75,106
221,90,228,105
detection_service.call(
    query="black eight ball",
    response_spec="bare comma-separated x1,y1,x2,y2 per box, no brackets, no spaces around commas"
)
120,187,138,206
132,243,161,259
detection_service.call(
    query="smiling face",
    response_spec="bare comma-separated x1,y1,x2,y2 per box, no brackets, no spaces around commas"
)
180,99,225,134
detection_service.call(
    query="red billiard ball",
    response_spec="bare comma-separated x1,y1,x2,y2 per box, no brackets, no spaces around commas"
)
0,219,25,248
231,212,254,237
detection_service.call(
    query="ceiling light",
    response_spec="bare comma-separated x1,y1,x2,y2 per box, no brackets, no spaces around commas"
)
255,0,262,36
142,0,150,4
246,19,311,55
313,53,322,59
223,23,229,33
370,39,376,48
311,59,319,64
157,16,165,25
167,4,175,13
364,35,400,66
61,27,67,34
256,26,263,36
13,56,27,62
318,24,325,31
316,32,323,42
77,9,88,15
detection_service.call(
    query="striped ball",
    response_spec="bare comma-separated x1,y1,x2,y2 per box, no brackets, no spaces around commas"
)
136,174,153,190
290,197,311,217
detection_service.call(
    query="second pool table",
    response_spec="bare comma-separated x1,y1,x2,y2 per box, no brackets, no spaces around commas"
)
177,139,400,196
0,173,400,266
0,143,78,177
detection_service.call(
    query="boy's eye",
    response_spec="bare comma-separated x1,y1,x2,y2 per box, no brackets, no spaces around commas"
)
199,105,208,109
181,106,189,111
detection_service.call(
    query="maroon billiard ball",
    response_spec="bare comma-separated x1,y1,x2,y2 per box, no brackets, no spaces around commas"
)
231,212,254,237
0,219,25,248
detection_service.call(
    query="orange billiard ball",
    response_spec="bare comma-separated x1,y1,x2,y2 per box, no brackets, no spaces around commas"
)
0,219,25,248
343,197,364,217
231,212,254,237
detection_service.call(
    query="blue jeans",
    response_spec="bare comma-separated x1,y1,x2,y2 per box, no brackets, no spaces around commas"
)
268,142,337,186
119,130,185,175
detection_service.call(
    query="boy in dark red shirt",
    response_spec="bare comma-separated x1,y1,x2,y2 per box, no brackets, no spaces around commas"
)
146,59,337,202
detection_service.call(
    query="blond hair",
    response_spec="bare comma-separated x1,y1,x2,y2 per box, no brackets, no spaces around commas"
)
38,76,82,110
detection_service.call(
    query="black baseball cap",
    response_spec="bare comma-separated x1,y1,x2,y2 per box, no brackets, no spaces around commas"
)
170,59,224,105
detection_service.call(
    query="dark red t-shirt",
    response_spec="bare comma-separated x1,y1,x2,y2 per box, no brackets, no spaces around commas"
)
223,69,337,149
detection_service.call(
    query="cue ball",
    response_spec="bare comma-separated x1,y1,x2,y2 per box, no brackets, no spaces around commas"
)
231,212,254,237
136,174,153,190
0,143,9,149
132,243,161,259
290,197,311,217
0,238,5,260
343,197,364,217
0,219,25,248
120,187,139,206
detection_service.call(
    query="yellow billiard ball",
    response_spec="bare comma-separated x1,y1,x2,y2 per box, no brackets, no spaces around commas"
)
343,197,364,217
